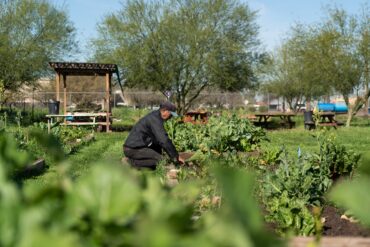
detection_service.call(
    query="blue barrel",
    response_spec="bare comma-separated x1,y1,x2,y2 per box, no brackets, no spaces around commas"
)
334,103,348,113
66,116,74,121
318,103,335,112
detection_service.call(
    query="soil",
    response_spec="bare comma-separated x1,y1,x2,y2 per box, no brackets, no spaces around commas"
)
322,206,370,237
179,152,194,160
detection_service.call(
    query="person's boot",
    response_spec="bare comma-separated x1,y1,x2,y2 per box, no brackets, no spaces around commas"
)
121,157,134,167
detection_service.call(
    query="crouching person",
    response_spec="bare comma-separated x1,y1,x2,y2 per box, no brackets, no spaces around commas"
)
123,101,184,170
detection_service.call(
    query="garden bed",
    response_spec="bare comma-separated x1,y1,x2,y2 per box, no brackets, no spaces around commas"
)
322,206,370,237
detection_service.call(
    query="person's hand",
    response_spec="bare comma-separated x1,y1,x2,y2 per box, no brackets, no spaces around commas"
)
177,156,185,165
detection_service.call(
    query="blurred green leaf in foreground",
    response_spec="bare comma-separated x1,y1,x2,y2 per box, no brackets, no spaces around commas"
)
329,152,370,227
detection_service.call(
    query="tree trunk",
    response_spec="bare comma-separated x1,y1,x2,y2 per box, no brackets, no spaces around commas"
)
346,108,354,127
364,83,369,117
174,93,187,115
181,96,186,115
286,98,294,112
174,94,182,115
345,95,369,127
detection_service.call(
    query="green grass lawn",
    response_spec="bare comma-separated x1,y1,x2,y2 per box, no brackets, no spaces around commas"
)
262,126,370,156
67,132,127,179
25,131,127,186
112,107,149,129
253,112,370,155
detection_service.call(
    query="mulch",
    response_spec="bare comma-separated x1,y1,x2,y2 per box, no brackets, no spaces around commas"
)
322,205,370,237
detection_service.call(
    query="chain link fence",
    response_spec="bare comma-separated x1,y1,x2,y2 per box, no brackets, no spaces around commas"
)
2,90,259,112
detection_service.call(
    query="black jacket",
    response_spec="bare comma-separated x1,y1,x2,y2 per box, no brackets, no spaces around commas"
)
124,110,179,160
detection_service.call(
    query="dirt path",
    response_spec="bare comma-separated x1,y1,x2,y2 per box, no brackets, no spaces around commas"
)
67,132,127,178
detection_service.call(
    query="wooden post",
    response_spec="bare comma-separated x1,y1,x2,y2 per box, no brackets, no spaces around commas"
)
56,72,60,101
105,72,111,132
63,74,67,116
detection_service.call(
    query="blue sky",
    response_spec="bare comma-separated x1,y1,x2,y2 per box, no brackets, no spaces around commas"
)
50,0,367,61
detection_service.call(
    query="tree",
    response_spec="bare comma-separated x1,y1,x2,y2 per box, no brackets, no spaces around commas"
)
91,0,262,113
0,0,76,100
358,7,370,118
264,5,369,124
314,7,369,126
263,25,330,112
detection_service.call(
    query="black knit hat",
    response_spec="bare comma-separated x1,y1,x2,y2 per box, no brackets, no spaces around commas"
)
160,101,178,116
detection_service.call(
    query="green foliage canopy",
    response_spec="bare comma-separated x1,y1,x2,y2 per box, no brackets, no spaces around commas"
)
91,0,263,113
263,5,369,117
0,0,76,92
262,24,330,112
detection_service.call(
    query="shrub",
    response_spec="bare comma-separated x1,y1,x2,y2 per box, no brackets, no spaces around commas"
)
166,113,268,153
247,106,256,112
258,106,268,112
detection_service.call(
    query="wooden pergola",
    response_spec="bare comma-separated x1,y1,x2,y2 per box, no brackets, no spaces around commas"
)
48,62,122,132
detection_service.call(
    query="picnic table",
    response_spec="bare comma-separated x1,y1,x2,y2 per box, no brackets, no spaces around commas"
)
46,112,111,133
304,111,343,129
254,112,296,128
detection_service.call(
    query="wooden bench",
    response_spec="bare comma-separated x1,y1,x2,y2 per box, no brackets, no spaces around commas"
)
46,113,111,133
254,112,296,129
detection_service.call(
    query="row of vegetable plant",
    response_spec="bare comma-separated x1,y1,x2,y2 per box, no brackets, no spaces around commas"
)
0,120,94,177
166,113,267,154
0,131,283,247
164,116,362,237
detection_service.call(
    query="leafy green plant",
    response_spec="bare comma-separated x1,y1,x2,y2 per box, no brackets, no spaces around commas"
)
35,123,94,154
212,166,284,247
261,150,328,236
0,132,284,247
167,114,268,154
247,106,256,112
329,152,370,227
314,131,360,179
0,131,31,178
260,131,360,236
256,147,283,170
258,106,268,112
264,190,316,236
0,108,48,127
0,111,7,130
